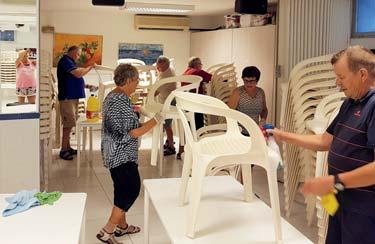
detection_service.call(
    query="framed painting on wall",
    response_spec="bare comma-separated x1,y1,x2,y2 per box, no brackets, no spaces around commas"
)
0,30,15,41
53,33,103,67
118,43,163,65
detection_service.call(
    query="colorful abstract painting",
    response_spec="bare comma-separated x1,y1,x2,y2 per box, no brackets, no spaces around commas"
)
53,33,103,67
118,43,163,65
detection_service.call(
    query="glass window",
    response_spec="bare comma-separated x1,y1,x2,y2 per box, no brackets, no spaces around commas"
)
352,0,375,37
0,1,38,114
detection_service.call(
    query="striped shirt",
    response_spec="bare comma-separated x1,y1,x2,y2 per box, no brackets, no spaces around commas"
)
101,92,139,169
326,89,375,215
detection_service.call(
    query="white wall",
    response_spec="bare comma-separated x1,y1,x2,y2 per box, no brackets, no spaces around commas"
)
190,15,225,30
40,11,190,75
0,118,40,193
351,38,375,49
276,0,351,126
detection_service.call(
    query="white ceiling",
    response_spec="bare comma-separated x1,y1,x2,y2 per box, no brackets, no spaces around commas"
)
40,0,278,16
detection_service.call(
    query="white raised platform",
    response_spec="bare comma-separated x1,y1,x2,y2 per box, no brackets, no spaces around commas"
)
143,176,313,244
0,193,87,244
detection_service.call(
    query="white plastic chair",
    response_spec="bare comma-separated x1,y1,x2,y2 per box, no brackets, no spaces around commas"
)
315,105,341,244
117,58,145,66
136,65,157,88
174,91,282,241
76,79,115,177
141,75,202,175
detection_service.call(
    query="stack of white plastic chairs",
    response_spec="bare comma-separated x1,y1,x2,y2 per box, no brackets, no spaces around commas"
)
39,50,54,190
0,51,17,111
305,92,345,244
206,63,237,125
280,54,340,225
0,51,17,84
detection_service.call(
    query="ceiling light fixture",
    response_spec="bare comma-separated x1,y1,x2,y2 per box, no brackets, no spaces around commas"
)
122,2,194,15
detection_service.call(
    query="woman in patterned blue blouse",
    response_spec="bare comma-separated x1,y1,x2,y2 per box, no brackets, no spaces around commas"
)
97,64,164,244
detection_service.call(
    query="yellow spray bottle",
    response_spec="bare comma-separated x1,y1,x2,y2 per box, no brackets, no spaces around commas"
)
86,94,100,122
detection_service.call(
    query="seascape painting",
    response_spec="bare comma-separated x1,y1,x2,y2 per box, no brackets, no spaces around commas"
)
118,43,163,65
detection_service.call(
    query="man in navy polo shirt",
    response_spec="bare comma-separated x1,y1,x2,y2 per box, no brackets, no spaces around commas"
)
57,45,97,160
270,46,375,243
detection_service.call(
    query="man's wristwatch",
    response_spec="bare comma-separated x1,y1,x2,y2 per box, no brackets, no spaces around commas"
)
334,174,345,193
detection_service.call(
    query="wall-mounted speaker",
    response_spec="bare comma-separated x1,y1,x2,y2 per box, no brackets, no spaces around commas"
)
235,0,268,14
92,0,125,6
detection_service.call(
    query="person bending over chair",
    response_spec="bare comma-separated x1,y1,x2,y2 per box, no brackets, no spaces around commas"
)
155,56,177,156
97,64,164,244
57,45,98,160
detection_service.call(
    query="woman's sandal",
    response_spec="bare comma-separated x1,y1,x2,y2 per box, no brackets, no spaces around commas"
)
96,228,123,244
114,224,141,237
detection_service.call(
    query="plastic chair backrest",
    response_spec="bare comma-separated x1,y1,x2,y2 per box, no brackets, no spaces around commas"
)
289,54,332,80
207,63,227,74
117,58,145,66
174,91,267,155
314,92,345,120
147,75,202,107
98,80,116,109
136,65,157,86
162,81,202,113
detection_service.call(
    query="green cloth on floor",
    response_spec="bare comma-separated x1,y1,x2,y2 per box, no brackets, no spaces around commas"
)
35,191,62,205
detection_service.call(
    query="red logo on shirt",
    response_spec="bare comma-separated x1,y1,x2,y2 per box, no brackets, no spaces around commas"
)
354,110,361,117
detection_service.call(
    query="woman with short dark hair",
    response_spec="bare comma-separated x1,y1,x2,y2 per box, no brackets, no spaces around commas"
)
228,66,268,134
96,64,163,243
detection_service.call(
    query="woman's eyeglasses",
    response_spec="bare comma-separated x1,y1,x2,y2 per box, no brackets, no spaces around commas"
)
243,78,257,84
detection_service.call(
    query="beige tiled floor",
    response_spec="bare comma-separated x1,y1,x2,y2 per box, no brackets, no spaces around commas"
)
49,131,318,244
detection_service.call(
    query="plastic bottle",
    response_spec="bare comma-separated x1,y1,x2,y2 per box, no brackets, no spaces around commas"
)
86,94,100,122
321,193,339,216
263,124,283,167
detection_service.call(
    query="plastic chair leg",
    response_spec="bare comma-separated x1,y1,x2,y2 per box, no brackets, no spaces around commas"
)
267,169,282,243
158,124,164,176
76,124,81,177
150,124,160,166
186,160,206,238
82,126,87,151
178,145,192,206
242,164,253,202
89,127,93,164
178,119,185,146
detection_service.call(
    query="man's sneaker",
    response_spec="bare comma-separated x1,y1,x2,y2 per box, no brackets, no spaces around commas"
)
96,228,122,244
59,150,73,160
163,140,176,149
164,146,176,156
68,147,77,155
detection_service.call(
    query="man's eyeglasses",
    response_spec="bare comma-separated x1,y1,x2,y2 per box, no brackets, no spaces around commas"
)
243,78,258,84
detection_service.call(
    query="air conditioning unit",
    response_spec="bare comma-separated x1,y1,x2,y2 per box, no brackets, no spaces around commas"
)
134,15,190,31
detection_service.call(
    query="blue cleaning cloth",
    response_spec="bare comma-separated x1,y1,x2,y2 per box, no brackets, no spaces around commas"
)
2,189,40,217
